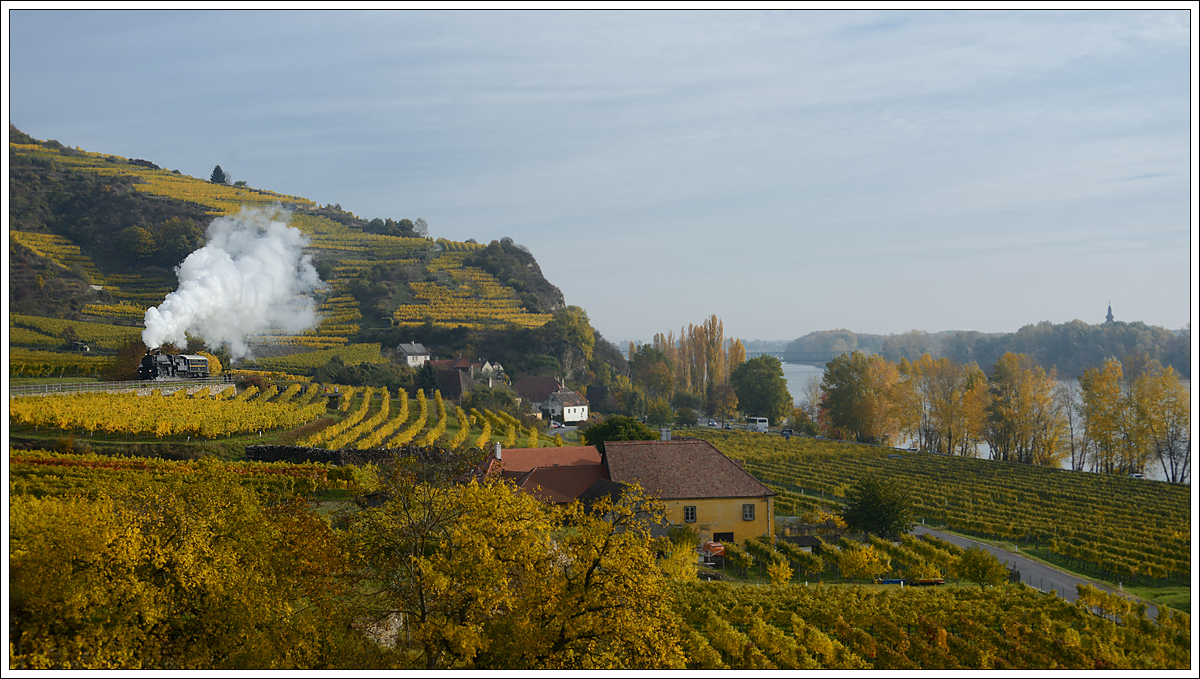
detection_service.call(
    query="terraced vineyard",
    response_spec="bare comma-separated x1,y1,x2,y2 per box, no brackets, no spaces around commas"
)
10,135,557,370
391,251,553,330
9,232,104,285
684,429,1191,587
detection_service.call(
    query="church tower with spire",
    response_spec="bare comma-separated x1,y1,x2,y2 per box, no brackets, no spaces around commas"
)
1105,303,1114,323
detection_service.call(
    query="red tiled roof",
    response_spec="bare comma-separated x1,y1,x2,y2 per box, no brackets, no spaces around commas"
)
514,464,609,504
604,439,775,500
491,446,602,473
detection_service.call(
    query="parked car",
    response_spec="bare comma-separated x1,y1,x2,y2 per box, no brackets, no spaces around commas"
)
550,421,563,428
708,420,717,427
781,429,794,437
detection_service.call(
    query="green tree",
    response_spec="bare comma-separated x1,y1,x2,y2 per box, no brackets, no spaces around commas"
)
416,361,440,393
674,406,698,428
117,225,158,261
729,355,792,425
841,475,913,540
579,415,659,453
646,396,673,427
956,546,1011,589
157,216,205,266
210,164,228,184
709,383,738,422
820,351,871,441
541,306,596,381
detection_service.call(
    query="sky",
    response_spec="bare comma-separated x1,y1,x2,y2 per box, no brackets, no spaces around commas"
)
6,8,1196,344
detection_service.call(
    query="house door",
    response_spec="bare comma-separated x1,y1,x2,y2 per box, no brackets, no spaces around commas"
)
712,532,734,543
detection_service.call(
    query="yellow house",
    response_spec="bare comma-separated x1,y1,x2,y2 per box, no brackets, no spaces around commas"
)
604,439,775,545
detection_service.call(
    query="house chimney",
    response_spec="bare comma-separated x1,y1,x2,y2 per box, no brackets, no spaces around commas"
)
660,427,671,442
494,441,502,460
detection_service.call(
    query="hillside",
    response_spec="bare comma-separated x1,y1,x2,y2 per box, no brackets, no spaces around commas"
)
8,127,619,383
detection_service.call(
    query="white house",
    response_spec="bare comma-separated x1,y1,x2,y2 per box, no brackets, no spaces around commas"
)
545,389,590,423
397,341,431,368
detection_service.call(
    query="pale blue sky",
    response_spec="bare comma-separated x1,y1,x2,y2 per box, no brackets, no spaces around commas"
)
6,8,1195,343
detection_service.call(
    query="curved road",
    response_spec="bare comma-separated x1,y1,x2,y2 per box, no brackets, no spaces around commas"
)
912,525,1157,619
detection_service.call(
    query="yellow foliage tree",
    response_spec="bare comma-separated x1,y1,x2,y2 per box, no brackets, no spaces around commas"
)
196,350,223,376
837,543,890,582
9,473,382,669
343,477,685,669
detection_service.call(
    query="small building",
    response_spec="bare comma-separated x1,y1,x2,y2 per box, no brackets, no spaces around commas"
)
475,438,776,548
604,439,775,545
513,376,564,410
436,369,471,401
544,389,589,423
397,341,431,368
430,356,504,382
479,445,608,505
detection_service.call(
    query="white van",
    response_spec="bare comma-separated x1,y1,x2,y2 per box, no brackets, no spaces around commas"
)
746,417,769,432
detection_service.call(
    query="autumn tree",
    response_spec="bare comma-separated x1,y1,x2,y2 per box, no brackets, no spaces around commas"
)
819,352,907,445
1056,381,1090,471
798,374,823,422
646,396,673,427
835,540,891,582
1142,365,1190,483
984,352,1065,466
10,473,378,669
650,316,744,405
710,383,739,423
342,462,685,669
629,344,675,400
1080,355,1191,481
956,546,1011,589
101,338,149,381
902,354,989,456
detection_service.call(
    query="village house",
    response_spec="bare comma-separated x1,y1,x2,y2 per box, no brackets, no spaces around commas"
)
604,439,775,546
396,341,431,368
512,376,563,405
479,436,774,546
544,389,589,423
511,377,588,422
429,356,504,381
479,444,608,505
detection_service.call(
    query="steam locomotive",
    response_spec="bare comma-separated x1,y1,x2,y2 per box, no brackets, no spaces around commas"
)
138,350,210,380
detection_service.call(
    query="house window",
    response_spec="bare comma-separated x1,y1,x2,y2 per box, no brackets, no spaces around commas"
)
683,506,697,523
742,503,756,521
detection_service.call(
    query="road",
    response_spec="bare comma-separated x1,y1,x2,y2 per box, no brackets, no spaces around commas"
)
912,525,1157,618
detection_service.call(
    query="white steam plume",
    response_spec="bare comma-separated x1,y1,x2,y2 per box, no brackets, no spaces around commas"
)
142,206,323,358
